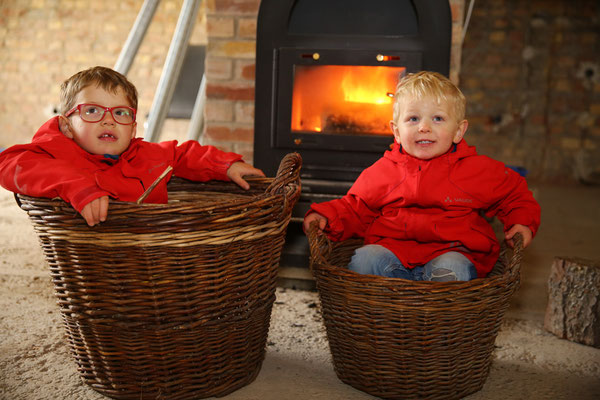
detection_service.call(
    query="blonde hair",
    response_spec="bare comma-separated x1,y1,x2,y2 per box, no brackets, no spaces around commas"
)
59,66,138,114
392,71,466,123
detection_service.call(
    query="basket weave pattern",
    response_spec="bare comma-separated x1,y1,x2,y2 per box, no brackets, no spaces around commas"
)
308,226,523,400
16,153,302,400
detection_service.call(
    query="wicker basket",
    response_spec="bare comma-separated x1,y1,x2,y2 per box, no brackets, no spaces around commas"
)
308,224,523,400
15,153,302,400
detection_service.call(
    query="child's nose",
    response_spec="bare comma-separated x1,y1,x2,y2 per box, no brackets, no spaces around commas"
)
418,121,430,132
102,111,116,125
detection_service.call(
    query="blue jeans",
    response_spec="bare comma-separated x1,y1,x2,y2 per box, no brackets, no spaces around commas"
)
348,244,477,281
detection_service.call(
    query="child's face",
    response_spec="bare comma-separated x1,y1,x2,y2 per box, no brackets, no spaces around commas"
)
60,85,136,156
391,96,467,160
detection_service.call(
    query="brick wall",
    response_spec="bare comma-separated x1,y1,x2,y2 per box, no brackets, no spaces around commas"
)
0,0,206,149
203,0,260,161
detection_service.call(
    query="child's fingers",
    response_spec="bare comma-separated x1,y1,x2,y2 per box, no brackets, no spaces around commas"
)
318,218,327,231
80,196,109,226
303,214,327,234
230,175,250,190
98,196,109,222
505,225,533,248
81,206,95,226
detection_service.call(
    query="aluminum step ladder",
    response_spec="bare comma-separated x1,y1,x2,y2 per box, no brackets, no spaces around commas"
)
114,0,205,143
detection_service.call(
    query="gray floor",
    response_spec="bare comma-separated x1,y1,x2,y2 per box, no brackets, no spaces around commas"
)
1,182,599,399
506,182,600,322
239,181,600,400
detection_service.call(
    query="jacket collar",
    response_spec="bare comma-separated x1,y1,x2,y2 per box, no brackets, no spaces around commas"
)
32,116,141,164
384,139,477,164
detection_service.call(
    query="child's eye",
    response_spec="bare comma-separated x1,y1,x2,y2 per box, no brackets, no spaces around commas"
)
433,116,444,122
407,116,419,122
84,106,100,115
114,108,130,117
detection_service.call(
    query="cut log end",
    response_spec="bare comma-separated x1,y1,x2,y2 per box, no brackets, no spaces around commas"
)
544,256,600,348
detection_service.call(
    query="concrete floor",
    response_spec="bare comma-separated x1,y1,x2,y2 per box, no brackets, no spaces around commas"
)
505,182,600,322
224,181,600,400
237,181,600,400
1,182,599,399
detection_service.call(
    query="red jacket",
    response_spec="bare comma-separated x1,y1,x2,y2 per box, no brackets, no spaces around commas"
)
0,117,243,212
309,141,540,277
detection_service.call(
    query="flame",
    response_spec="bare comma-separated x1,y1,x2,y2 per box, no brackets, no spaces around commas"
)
291,65,404,135
342,68,395,105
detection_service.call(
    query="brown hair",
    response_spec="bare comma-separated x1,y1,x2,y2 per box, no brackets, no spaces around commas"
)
392,71,466,123
59,66,138,114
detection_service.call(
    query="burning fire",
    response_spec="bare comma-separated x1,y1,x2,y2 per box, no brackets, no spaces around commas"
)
291,65,405,135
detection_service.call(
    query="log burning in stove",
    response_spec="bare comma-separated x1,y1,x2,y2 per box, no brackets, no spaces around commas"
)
253,0,453,272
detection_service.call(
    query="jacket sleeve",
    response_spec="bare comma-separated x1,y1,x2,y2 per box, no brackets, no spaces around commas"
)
309,193,380,241
307,162,386,242
162,140,243,182
484,166,541,237
0,146,110,212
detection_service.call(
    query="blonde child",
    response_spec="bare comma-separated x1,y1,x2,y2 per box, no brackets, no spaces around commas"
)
303,71,540,281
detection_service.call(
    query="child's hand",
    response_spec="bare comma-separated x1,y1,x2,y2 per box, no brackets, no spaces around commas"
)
505,224,533,249
80,196,109,226
226,161,265,190
303,212,328,234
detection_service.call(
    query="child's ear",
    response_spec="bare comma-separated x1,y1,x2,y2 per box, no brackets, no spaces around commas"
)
58,116,74,139
130,122,137,139
389,120,401,143
453,119,468,143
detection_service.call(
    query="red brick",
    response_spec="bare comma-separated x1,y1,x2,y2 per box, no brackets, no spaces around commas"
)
212,0,260,15
235,60,255,80
205,125,254,142
206,82,255,101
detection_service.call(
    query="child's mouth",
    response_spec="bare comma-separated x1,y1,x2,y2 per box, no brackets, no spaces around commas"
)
416,140,434,144
99,133,117,141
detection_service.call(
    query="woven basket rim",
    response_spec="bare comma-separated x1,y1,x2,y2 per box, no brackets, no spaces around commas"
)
15,177,296,213
308,224,523,291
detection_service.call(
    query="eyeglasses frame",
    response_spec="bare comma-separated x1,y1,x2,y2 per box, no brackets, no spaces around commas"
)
65,103,137,125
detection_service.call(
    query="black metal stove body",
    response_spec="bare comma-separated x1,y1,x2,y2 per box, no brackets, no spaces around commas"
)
254,0,452,269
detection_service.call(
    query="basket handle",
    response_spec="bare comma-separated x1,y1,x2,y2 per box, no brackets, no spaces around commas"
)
307,220,333,269
266,152,302,194
506,232,524,278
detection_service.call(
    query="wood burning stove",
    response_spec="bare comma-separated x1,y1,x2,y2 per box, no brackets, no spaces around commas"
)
254,0,453,271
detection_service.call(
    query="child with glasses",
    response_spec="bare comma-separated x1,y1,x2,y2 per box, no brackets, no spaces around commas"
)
303,71,540,281
0,66,264,226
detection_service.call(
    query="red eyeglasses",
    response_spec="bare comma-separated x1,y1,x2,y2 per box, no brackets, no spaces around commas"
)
65,103,136,125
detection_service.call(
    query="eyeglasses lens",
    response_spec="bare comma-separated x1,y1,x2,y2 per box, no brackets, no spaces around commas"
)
112,108,134,124
80,105,134,125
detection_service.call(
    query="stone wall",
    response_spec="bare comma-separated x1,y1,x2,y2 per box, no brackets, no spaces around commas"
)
460,0,600,182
